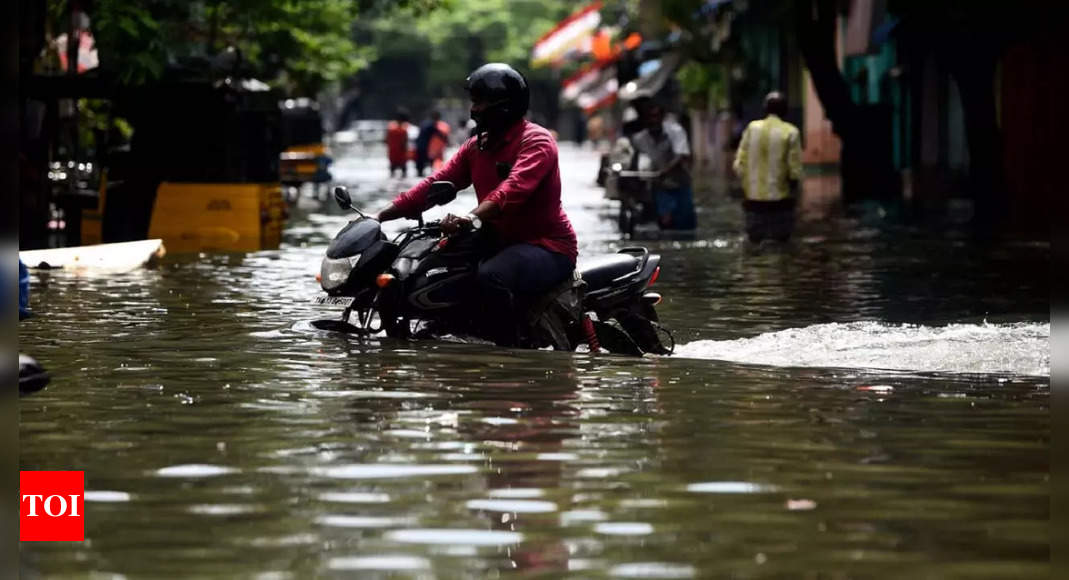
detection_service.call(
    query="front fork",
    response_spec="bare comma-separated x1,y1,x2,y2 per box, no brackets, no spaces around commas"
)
372,282,409,339
339,289,387,334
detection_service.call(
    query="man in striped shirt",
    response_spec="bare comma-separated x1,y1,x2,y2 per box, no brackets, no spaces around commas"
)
733,92,803,242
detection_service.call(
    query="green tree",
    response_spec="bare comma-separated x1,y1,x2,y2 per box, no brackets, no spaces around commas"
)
413,0,576,97
54,0,437,93
216,0,375,95
355,0,577,121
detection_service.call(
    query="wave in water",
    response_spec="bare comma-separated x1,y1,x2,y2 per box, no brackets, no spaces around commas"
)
674,321,1049,377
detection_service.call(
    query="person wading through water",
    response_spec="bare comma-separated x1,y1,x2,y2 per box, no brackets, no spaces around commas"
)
733,91,803,243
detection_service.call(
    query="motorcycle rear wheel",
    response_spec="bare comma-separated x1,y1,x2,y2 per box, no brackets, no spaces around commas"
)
615,302,672,355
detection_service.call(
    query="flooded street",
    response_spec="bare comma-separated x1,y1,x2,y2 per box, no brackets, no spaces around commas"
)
19,146,1049,578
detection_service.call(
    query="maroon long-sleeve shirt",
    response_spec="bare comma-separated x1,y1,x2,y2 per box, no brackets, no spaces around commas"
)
390,120,578,263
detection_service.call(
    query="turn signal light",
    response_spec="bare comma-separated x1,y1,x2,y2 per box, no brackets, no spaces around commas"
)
315,273,322,282
647,266,660,287
376,273,395,288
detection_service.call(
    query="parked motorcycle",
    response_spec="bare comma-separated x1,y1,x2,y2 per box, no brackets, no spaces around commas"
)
312,184,673,355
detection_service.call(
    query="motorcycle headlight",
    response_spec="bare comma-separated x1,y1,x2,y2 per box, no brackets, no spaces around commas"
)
320,253,360,291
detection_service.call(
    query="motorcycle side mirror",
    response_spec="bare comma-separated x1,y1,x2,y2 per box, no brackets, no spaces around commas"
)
333,186,353,210
425,181,457,208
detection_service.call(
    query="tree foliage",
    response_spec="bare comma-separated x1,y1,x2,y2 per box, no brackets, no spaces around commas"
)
51,0,434,94
368,0,577,99
350,0,582,121
676,60,726,110
210,0,369,95
67,0,648,111
661,0,797,111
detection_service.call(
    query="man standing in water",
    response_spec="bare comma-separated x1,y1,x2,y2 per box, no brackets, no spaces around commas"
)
733,91,803,243
375,63,577,346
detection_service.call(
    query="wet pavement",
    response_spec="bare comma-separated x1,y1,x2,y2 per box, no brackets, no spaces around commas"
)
19,144,1049,578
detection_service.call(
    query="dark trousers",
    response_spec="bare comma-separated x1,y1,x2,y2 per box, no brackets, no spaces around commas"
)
476,243,574,345
415,151,429,176
744,198,796,243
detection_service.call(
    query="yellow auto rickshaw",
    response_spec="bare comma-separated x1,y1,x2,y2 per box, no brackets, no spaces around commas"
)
87,69,286,253
279,98,332,200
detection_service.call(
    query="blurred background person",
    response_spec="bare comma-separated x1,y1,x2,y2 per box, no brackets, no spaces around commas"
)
420,111,451,175
386,108,411,178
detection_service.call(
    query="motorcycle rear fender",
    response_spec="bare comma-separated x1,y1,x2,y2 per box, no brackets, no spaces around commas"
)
637,254,660,286
584,251,661,312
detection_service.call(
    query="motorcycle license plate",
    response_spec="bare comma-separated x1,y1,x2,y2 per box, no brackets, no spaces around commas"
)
312,295,355,307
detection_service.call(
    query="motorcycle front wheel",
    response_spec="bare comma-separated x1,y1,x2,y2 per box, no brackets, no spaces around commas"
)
379,310,410,340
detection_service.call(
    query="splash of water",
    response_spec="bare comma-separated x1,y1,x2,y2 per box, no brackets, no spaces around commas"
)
675,321,1049,376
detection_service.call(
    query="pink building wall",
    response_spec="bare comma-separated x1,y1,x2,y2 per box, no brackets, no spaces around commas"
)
801,69,841,165
801,10,844,167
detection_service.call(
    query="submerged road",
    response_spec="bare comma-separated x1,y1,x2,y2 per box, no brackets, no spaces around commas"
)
19,143,1050,577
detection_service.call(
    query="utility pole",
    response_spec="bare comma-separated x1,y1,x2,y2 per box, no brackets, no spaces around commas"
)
66,1,81,246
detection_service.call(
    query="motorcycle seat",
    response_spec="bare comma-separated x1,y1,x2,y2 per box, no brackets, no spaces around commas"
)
579,254,639,291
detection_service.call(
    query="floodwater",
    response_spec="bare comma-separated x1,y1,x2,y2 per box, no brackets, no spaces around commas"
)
19,145,1049,578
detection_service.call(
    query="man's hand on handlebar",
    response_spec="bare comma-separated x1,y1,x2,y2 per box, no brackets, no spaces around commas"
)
440,213,472,236
375,203,404,223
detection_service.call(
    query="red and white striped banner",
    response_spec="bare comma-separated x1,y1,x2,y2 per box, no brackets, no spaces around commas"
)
560,61,618,114
531,2,602,68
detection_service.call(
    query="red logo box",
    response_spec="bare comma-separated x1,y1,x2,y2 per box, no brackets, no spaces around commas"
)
20,471,85,541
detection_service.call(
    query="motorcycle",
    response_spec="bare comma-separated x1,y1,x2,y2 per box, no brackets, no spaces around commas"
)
606,164,660,238
602,138,697,238
312,184,673,355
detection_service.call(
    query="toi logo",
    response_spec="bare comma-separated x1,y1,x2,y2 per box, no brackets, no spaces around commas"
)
20,471,85,541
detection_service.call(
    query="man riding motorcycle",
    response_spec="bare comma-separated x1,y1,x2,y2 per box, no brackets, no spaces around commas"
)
374,63,578,345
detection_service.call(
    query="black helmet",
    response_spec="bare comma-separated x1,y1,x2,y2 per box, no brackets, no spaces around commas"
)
466,63,529,118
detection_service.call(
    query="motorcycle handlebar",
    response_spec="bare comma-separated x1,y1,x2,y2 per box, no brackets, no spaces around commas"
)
615,170,660,179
